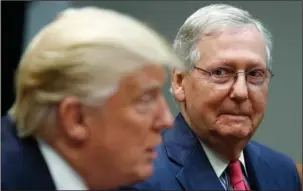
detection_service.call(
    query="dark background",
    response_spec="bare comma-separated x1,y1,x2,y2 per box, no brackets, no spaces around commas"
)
2,1,29,115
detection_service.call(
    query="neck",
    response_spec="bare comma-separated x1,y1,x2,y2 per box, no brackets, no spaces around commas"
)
40,134,124,190
36,133,91,187
204,139,245,161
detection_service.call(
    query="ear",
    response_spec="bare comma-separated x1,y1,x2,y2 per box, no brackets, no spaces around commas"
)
171,69,186,102
58,97,89,143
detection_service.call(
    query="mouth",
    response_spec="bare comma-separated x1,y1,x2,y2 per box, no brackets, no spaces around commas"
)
219,113,250,120
146,148,158,160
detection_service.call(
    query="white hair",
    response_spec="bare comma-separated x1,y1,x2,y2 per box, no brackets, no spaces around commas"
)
9,7,185,137
173,4,273,71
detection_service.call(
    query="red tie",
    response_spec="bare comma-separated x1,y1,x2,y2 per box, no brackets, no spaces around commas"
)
228,160,250,190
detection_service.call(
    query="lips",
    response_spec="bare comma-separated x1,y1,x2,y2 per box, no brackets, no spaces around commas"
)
146,148,158,160
220,110,250,116
221,113,248,116
219,112,251,121
220,107,251,115
145,137,162,159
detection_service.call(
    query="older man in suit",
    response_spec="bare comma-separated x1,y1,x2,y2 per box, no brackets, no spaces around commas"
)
121,4,300,190
1,7,185,190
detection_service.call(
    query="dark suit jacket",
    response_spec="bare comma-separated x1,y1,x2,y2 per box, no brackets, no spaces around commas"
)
1,115,56,190
121,113,301,190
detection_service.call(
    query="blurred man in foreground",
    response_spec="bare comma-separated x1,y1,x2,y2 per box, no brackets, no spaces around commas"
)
122,4,300,190
1,7,184,190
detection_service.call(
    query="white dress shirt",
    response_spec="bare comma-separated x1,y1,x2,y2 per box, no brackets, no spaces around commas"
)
37,138,88,190
199,140,250,190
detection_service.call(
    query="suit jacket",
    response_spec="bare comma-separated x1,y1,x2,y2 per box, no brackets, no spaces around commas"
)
1,115,56,190
121,113,301,190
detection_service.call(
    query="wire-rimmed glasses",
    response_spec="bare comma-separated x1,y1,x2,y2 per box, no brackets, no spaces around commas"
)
193,66,274,85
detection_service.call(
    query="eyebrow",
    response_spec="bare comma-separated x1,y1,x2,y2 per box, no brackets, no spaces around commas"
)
211,59,266,68
140,83,162,93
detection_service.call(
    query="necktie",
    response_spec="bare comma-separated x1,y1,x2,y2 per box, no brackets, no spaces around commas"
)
228,160,250,190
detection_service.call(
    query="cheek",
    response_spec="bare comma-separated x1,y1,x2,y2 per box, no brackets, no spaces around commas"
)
249,87,268,126
90,116,148,164
120,110,154,146
89,111,148,151
185,81,229,115
250,87,268,113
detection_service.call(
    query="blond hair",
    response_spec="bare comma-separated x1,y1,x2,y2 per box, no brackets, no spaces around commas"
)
9,7,184,137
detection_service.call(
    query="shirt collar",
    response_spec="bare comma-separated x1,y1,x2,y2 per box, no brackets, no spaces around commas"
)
37,138,88,190
199,140,248,178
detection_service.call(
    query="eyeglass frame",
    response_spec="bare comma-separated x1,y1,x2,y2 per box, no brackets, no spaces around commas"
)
192,65,274,85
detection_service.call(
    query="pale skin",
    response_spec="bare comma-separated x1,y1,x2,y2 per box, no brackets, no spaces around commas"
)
172,26,270,161
39,64,173,190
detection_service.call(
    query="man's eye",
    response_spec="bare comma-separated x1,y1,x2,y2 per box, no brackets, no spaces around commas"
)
139,94,153,103
249,69,265,77
134,94,158,114
211,68,231,76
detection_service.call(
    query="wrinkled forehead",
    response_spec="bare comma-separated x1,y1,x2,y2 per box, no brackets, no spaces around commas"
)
198,27,267,68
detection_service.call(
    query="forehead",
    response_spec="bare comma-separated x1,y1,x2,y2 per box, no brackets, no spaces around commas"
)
119,64,166,96
197,27,267,68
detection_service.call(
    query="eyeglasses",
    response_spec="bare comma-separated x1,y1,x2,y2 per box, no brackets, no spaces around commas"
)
193,66,274,85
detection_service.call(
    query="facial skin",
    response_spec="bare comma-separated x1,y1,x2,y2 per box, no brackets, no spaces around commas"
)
172,26,270,161
44,64,173,190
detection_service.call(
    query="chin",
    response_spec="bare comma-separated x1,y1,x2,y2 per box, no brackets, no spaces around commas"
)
137,163,154,179
217,128,252,139
118,163,154,186
216,122,252,136
231,132,251,139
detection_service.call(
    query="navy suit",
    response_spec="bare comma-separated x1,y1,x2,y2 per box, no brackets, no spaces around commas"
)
121,113,300,190
1,115,56,190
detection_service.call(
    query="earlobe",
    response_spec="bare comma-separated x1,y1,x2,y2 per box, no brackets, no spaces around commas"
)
171,69,185,102
67,124,88,143
58,97,89,143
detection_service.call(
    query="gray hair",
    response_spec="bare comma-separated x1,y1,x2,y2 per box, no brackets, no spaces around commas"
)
173,4,273,71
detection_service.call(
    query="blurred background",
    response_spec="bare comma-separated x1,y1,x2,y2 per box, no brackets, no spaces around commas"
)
2,1,302,163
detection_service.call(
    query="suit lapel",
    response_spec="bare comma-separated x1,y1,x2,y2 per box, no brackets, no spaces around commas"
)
244,142,280,190
176,145,225,190
164,113,224,190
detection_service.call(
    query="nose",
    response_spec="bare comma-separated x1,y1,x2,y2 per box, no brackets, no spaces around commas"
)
153,95,174,130
229,73,248,102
